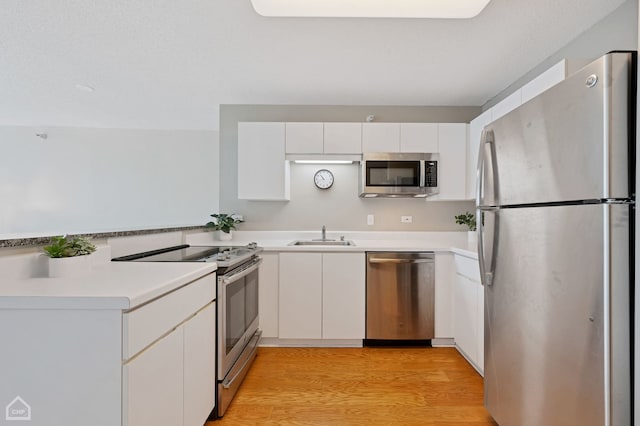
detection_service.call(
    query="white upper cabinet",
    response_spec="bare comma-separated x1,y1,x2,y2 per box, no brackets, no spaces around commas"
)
491,89,522,122
285,122,324,154
238,122,290,201
467,109,492,200
465,59,568,200
323,123,362,154
362,123,401,152
431,123,468,200
521,59,566,104
400,123,439,153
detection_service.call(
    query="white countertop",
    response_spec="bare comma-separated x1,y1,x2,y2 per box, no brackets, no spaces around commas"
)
0,260,217,310
0,231,476,311
186,230,479,259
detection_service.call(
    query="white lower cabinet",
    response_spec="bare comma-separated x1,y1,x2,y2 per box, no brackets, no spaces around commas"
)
279,252,323,338
434,252,455,338
278,252,365,340
183,302,216,426
453,254,483,374
124,326,184,426
258,252,280,338
322,253,366,339
123,274,216,426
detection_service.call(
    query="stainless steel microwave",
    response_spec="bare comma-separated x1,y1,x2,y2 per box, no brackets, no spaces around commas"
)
359,152,439,197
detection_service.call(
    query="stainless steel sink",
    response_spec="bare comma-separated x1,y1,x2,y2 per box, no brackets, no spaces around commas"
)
289,240,355,246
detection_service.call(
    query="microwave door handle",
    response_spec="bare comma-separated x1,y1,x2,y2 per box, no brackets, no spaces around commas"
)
420,160,426,188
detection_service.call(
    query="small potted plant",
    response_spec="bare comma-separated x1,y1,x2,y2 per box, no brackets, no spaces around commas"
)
43,235,97,277
454,211,477,246
206,213,244,241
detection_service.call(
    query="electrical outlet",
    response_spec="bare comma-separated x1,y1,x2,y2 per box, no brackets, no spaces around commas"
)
367,214,375,226
401,215,413,223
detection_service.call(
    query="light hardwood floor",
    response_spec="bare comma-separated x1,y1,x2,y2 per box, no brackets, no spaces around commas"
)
208,347,497,425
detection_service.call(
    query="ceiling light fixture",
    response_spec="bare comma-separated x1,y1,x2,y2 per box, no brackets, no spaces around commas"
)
251,0,492,19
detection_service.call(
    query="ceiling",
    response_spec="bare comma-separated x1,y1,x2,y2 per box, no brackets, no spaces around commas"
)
0,0,628,130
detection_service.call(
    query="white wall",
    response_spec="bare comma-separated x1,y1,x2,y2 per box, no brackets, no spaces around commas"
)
486,0,638,109
0,126,219,239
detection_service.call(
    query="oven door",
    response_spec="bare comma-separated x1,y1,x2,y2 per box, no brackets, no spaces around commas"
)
217,257,262,380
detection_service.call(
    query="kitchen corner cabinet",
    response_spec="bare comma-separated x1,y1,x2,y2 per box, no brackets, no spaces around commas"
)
453,254,483,375
238,122,290,200
431,123,468,200
278,252,365,340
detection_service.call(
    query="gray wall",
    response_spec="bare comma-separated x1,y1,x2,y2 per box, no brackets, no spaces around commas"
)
219,105,480,231
485,0,638,109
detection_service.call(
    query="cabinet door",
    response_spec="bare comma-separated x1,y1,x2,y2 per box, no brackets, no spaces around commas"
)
400,123,438,153
238,122,290,200
123,327,184,426
468,110,492,199
324,123,362,154
454,273,478,363
434,253,455,338
183,302,216,426
432,123,467,200
477,286,484,375
521,59,566,104
322,253,365,339
362,123,401,152
258,252,279,338
491,90,522,122
285,122,324,154
279,253,322,339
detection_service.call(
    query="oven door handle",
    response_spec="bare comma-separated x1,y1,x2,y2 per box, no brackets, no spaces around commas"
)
221,257,263,285
222,330,262,389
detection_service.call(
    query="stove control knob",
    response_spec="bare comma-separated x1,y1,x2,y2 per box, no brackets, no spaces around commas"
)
247,242,258,249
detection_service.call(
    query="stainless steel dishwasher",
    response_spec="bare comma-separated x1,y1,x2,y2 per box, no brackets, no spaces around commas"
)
365,252,435,343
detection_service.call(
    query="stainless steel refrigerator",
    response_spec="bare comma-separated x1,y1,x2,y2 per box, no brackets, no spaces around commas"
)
477,51,635,426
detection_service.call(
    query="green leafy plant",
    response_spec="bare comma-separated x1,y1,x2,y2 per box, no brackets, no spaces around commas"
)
206,214,244,233
43,235,97,258
454,212,477,231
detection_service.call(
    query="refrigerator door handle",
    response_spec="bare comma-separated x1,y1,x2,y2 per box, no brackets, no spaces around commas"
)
476,129,497,208
477,209,498,286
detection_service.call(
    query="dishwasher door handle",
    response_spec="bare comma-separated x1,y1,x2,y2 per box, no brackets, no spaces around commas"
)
368,258,434,264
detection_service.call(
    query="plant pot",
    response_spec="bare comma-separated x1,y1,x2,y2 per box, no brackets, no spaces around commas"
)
467,230,478,248
218,230,233,241
47,254,94,278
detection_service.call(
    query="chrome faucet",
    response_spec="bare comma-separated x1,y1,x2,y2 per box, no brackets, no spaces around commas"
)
322,225,326,240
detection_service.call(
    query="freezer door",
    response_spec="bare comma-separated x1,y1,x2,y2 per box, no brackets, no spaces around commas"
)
483,204,631,426
480,52,633,207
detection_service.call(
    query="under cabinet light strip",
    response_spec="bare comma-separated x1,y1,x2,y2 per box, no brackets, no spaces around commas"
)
294,160,354,164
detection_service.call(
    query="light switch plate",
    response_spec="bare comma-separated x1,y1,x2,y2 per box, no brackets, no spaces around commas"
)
367,214,374,225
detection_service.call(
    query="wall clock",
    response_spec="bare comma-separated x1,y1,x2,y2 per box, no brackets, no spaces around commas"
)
314,169,334,189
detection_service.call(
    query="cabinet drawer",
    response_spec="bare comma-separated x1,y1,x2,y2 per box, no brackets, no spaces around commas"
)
123,273,215,360
454,255,480,282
